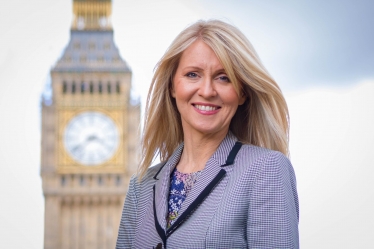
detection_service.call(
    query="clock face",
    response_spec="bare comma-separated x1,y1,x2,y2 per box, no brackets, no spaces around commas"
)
64,112,119,165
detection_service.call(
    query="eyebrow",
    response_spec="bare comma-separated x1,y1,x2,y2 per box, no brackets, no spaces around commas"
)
181,66,226,74
215,69,226,74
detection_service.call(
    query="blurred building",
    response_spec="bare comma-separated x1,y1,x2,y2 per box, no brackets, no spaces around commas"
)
40,0,140,248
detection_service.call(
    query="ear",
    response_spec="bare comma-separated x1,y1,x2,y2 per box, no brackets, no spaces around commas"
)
238,91,246,105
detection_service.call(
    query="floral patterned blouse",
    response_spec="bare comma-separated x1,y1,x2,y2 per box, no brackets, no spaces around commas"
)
167,168,201,228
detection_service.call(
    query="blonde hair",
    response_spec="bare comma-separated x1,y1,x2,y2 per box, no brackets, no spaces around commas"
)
139,19,289,178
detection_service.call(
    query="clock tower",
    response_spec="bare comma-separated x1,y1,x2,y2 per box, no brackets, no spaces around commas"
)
40,0,140,248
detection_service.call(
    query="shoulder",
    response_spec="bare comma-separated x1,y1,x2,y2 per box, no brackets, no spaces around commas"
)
128,161,167,193
237,143,290,164
235,143,295,180
239,144,298,204
239,143,290,162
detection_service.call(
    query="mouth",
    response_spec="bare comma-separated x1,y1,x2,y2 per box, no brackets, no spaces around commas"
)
193,104,221,111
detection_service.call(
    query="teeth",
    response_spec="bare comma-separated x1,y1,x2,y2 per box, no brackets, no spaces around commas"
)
195,105,217,111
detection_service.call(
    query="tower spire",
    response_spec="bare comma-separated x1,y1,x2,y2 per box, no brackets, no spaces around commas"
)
72,0,112,31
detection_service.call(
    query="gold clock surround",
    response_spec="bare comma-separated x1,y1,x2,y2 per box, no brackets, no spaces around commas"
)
57,108,127,174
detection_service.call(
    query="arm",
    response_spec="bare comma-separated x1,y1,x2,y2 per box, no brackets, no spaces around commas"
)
247,151,299,248
116,176,138,249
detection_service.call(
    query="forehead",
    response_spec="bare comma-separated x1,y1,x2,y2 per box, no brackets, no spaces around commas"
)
178,40,223,69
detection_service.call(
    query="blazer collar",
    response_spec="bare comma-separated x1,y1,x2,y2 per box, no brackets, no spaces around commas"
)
153,132,238,231
153,143,183,230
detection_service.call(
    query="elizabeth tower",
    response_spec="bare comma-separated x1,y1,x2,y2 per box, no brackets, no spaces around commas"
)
40,0,140,248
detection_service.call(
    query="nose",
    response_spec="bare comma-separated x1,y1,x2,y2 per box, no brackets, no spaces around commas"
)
198,77,217,98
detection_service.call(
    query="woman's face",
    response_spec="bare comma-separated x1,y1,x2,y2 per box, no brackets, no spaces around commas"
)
172,40,245,137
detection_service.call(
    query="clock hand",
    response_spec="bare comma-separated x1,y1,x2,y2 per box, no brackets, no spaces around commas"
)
84,135,114,154
86,135,104,147
96,137,113,151
72,144,83,153
72,144,87,156
87,135,97,141
71,136,92,155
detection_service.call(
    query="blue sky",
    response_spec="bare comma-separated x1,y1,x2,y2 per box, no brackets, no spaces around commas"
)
207,0,374,89
0,0,373,248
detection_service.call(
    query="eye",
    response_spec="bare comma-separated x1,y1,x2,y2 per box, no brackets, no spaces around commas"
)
217,75,230,83
186,72,198,78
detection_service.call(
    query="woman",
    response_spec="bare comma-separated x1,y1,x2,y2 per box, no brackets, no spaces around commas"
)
116,20,299,248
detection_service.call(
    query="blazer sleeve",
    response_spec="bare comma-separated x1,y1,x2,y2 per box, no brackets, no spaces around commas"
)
116,176,138,249
247,151,299,248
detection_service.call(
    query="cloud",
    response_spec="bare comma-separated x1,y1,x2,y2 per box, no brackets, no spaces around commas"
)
286,80,374,248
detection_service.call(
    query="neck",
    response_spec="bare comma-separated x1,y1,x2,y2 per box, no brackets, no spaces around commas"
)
177,129,228,173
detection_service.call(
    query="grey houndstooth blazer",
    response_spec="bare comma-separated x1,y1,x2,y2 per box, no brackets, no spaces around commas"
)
116,133,299,248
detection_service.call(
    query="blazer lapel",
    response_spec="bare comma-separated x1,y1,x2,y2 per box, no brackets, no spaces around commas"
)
176,157,225,216
153,144,184,231
170,133,238,228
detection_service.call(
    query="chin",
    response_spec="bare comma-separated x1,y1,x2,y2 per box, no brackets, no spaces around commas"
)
195,127,228,136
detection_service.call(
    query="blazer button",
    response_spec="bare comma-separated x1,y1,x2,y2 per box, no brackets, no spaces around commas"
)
155,243,163,249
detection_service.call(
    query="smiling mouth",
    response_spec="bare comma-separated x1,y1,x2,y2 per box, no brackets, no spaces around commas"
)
193,104,220,111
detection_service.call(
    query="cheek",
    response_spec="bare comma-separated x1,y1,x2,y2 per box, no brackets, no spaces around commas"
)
173,81,192,101
223,88,242,106
172,84,187,110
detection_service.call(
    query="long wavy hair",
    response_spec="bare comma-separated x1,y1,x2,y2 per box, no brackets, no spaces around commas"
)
138,20,289,178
